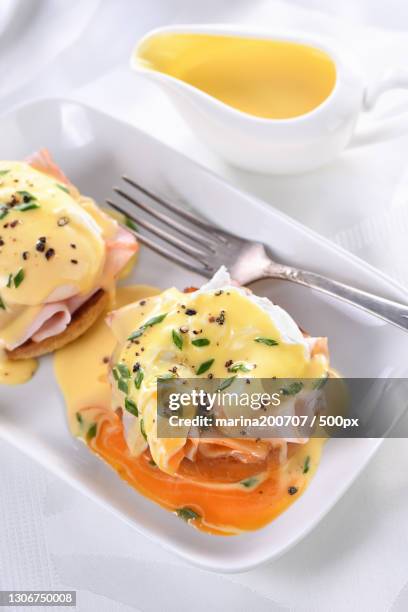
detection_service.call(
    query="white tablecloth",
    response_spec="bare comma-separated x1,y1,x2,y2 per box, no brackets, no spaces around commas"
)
1,1,408,610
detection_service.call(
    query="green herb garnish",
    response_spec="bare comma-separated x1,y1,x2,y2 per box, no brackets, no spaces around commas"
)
176,507,200,522
56,183,70,194
191,338,210,347
134,368,144,390
196,358,214,375
0,207,8,220
313,373,329,390
127,328,144,340
17,190,37,203
144,313,167,327
116,363,130,379
172,329,183,350
303,456,311,474
112,368,120,382
125,397,138,416
254,337,279,347
118,378,129,394
14,269,25,288
280,381,304,396
124,216,138,232
0,296,5,310
228,361,252,373
75,412,83,425
0,169,10,176
87,423,97,440
14,201,40,212
128,312,167,341
217,376,236,391
241,477,258,488
140,418,147,441
6,269,25,289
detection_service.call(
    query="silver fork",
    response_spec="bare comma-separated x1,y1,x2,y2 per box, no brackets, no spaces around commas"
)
107,176,408,332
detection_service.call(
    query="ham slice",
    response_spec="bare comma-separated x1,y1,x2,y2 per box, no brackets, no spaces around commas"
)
3,150,137,350
26,149,80,198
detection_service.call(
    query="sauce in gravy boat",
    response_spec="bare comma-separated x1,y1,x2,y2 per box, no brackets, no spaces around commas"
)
132,25,408,174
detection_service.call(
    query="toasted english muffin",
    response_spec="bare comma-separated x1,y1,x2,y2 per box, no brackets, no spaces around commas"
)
7,290,109,360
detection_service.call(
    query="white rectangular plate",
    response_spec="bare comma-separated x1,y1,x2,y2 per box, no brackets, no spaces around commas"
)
1,99,408,573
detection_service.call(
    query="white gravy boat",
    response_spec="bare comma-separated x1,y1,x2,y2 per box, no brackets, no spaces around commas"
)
131,24,408,175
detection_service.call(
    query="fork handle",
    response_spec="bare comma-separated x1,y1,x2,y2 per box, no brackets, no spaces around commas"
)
264,263,408,331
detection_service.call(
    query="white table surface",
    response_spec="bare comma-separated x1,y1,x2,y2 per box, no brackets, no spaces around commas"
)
2,1,408,610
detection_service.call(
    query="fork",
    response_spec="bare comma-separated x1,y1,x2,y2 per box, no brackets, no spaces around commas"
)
107,177,408,332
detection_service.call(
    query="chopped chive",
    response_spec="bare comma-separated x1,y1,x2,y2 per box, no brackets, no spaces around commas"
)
134,368,144,390
0,207,8,220
112,367,120,382
241,477,258,488
118,378,129,394
144,313,167,327
176,507,200,522
116,363,130,379
17,190,37,203
14,201,40,212
128,328,145,341
124,216,138,231
140,418,147,441
0,295,5,310
0,169,10,176
280,381,303,396
217,376,236,391
125,397,138,416
13,268,24,288
172,329,183,350
56,183,70,194
228,361,252,373
196,358,214,375
128,312,167,341
191,338,210,347
303,455,311,474
254,337,279,347
3,270,23,289
87,423,97,439
75,412,83,425
313,372,329,390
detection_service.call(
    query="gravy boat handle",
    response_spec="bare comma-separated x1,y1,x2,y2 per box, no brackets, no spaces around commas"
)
351,68,408,147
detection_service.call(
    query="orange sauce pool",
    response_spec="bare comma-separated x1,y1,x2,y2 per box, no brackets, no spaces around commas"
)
83,406,324,535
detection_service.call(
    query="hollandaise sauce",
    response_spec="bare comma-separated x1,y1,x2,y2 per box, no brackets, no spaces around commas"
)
54,285,160,435
0,157,136,384
0,349,37,385
136,33,337,119
55,281,328,535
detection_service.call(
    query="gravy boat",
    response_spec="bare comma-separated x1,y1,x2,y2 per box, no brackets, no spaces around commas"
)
131,24,408,174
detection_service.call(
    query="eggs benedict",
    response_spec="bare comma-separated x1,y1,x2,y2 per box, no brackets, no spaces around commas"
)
0,150,138,384
55,268,330,535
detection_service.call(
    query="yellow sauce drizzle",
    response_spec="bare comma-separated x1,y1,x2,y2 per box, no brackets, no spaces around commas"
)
0,348,37,385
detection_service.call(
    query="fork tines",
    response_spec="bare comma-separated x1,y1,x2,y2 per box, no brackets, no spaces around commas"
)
106,177,217,276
